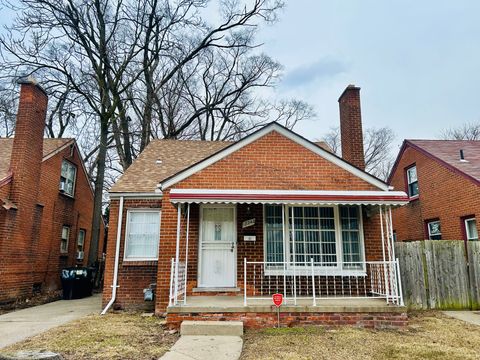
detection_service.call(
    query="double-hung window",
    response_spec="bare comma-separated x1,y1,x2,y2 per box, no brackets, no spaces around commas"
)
124,210,161,261
406,165,419,197
77,229,85,253
427,220,442,240
465,218,478,241
264,205,364,272
60,160,77,197
61,226,70,254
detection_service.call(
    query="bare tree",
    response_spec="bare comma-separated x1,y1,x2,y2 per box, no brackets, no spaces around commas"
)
0,84,17,137
321,126,396,180
0,0,289,266
441,121,480,140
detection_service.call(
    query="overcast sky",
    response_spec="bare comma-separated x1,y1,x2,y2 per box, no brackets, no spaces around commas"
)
258,0,480,149
1,1,478,150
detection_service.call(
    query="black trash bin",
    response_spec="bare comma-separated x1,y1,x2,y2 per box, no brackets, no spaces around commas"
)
61,267,93,300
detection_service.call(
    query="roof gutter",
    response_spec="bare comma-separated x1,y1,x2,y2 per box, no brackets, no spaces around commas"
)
101,196,124,315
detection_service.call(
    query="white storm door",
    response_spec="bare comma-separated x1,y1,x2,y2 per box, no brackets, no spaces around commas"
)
199,205,236,287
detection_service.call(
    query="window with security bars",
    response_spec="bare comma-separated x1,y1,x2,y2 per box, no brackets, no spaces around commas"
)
124,210,161,260
341,206,362,268
289,206,337,266
265,205,284,263
264,205,364,269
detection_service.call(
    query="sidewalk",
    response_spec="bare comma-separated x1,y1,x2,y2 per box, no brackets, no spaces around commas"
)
443,311,480,326
0,294,101,348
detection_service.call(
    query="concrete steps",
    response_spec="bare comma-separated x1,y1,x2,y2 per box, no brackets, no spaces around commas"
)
180,320,243,336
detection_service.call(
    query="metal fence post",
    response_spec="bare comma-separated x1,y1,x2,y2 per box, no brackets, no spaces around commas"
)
311,258,316,306
244,258,247,306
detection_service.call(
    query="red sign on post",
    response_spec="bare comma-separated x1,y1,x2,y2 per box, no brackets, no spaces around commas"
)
272,293,283,307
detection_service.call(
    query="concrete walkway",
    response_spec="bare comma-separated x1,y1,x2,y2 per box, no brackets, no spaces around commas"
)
161,321,243,360
443,311,480,326
0,294,101,349
161,336,243,360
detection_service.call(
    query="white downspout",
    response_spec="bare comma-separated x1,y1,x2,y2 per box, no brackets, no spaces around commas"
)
101,196,124,315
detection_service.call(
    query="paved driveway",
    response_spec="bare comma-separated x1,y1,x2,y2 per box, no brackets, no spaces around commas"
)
0,294,101,348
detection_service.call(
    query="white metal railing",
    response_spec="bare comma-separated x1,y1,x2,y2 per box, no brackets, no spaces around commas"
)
169,258,186,306
243,258,404,306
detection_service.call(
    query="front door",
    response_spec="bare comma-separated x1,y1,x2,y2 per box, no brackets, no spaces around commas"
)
199,205,236,288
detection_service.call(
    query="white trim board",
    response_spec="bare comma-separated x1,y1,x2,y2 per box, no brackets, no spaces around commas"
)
159,122,389,191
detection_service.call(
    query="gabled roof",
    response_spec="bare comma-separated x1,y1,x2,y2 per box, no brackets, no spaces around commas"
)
110,122,389,194
110,136,333,194
388,139,480,185
158,122,389,191
0,138,74,181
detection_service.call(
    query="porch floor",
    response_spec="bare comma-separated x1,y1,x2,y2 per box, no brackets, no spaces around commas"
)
167,296,405,314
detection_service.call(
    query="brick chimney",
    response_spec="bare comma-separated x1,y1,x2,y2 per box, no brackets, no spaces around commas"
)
9,76,48,205
338,84,365,170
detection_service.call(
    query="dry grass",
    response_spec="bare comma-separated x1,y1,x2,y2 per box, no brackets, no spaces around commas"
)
241,312,480,360
1,312,178,360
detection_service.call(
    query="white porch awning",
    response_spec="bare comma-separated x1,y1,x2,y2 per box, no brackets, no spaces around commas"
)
169,189,409,206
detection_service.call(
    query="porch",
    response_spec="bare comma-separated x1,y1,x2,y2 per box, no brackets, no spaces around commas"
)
166,188,408,314
167,295,401,313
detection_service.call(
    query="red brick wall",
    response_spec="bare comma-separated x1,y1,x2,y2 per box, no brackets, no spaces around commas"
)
34,144,101,291
0,82,47,303
175,131,376,191
0,143,102,303
339,85,365,170
389,145,480,241
105,129,389,312
102,198,161,311
0,82,102,303
167,311,408,329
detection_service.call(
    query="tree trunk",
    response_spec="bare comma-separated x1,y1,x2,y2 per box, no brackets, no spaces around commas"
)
88,117,109,267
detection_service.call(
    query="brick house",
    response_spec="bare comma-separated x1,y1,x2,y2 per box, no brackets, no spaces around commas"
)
388,140,479,243
103,85,410,328
0,78,103,304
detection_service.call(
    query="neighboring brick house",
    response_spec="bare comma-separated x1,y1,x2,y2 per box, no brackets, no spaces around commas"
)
103,85,410,329
0,78,103,304
388,140,479,243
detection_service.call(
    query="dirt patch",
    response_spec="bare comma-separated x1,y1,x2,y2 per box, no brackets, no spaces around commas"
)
241,312,480,360
0,312,179,360
0,291,62,315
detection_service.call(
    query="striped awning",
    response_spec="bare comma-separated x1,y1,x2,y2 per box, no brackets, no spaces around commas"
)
169,189,409,206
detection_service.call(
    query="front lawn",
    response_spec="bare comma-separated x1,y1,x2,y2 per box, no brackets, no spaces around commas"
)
241,312,480,360
1,312,178,360
2,311,479,360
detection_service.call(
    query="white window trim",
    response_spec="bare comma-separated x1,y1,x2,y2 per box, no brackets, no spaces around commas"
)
60,226,70,254
427,220,442,240
465,218,478,241
60,160,77,197
77,229,86,252
262,204,366,276
123,209,161,262
406,165,419,198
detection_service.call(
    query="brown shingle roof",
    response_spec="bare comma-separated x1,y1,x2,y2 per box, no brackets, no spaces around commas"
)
110,138,333,193
407,139,480,183
0,138,73,180
110,139,233,193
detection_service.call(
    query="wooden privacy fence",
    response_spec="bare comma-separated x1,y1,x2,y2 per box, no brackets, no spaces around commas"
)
395,240,480,310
